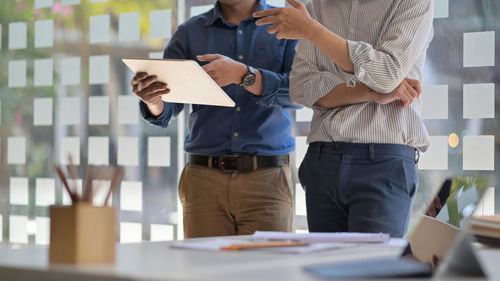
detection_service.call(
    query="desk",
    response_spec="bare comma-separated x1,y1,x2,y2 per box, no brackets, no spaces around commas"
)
0,237,498,281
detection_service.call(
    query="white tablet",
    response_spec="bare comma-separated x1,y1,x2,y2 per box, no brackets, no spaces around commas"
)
122,58,235,107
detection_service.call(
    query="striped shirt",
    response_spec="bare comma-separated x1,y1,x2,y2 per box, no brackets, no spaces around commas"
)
290,0,434,151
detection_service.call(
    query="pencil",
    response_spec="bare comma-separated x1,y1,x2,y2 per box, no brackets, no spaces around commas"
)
103,167,123,206
54,164,77,204
220,241,309,251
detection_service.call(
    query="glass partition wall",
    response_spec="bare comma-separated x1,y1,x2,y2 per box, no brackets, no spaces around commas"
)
0,0,498,245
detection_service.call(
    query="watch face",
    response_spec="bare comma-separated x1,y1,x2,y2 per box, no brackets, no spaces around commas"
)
243,73,256,88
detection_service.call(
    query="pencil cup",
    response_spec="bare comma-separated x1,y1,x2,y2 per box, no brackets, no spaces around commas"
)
49,203,116,264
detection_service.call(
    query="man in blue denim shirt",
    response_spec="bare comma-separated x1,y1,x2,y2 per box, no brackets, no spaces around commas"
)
130,0,298,238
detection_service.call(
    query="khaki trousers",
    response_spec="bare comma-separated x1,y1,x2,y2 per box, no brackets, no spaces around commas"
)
179,163,293,238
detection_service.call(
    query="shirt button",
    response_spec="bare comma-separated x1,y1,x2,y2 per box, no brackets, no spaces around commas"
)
236,107,241,112
234,132,239,137
238,55,244,60
238,30,243,35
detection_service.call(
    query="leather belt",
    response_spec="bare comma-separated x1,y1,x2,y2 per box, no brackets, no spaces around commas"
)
188,154,289,173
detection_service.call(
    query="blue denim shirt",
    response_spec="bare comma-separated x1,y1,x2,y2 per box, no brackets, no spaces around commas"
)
140,0,299,156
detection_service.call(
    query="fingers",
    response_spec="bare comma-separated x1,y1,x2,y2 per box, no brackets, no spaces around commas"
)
267,25,279,35
197,54,222,62
135,81,168,98
405,78,423,96
142,88,170,102
252,8,281,18
255,16,277,26
287,0,303,8
139,75,158,90
202,62,216,73
131,72,148,86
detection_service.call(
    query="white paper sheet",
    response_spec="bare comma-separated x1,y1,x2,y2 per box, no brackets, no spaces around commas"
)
9,215,28,244
60,137,80,165
434,0,449,18
252,231,390,243
122,59,235,107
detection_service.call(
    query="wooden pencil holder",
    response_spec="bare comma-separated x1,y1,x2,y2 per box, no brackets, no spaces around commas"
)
49,203,116,264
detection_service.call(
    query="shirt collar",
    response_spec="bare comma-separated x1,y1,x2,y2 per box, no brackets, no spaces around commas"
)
205,0,267,26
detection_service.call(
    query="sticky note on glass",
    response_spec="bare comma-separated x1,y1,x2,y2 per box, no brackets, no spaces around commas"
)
35,178,55,206
9,215,28,244
60,137,80,165
60,57,81,85
34,97,53,126
34,58,54,87
150,9,172,39
421,85,448,119
89,14,110,44
35,19,53,48
120,181,142,211
61,0,80,6
463,135,494,171
89,55,109,84
9,22,27,50
60,97,80,125
434,0,448,18
35,0,53,8
150,224,174,242
88,96,109,125
88,137,109,165
35,217,50,245
148,137,170,167
120,222,142,243
8,60,27,88
295,183,306,216
463,31,495,67
418,136,448,170
10,177,29,205
8,137,26,165
118,137,138,166
118,96,139,124
190,5,212,18
463,83,495,119
119,12,140,41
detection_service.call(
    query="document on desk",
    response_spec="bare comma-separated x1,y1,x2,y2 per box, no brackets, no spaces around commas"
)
253,231,390,243
122,58,235,107
169,238,354,254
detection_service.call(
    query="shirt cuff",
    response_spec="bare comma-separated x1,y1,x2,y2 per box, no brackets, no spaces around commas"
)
304,71,345,108
139,100,172,127
255,68,281,107
347,40,375,87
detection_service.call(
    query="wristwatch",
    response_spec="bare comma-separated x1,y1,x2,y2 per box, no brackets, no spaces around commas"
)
239,65,256,88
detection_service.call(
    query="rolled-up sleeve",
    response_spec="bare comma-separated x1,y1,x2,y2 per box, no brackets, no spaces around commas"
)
290,38,345,108
346,0,433,93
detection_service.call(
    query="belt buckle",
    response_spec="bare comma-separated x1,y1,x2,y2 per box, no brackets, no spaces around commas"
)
218,155,242,172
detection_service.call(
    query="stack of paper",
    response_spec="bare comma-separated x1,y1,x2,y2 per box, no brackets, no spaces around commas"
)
470,215,500,239
252,231,390,243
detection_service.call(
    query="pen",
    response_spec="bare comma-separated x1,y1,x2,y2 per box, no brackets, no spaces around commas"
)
221,241,309,251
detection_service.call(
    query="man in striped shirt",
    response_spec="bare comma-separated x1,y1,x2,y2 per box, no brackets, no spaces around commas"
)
254,0,433,237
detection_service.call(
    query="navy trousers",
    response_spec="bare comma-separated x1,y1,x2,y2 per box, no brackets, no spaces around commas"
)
298,142,418,238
